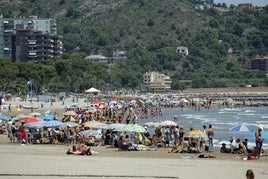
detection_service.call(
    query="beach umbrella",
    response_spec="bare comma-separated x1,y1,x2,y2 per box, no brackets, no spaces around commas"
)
22,117,41,124
62,116,76,122
229,123,255,132
79,129,101,138
11,114,31,121
84,120,104,129
114,124,146,133
26,121,44,129
186,130,208,140
97,123,108,129
28,112,42,116
0,114,9,121
42,120,63,128
247,131,268,140
41,114,60,121
106,123,126,130
92,100,102,106
63,110,77,116
160,120,177,127
144,122,160,128
61,121,78,128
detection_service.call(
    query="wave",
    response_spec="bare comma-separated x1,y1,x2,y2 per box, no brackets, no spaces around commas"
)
244,110,256,113
238,113,255,116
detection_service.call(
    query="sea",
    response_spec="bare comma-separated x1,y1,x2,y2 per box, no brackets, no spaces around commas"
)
140,106,268,150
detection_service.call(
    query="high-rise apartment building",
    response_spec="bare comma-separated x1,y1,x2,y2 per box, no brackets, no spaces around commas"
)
0,15,62,61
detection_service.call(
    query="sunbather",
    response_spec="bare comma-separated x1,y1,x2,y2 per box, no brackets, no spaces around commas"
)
66,141,92,155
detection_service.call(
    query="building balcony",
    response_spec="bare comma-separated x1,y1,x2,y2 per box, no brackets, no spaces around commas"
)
28,50,37,56
4,30,13,33
28,40,37,45
28,54,37,58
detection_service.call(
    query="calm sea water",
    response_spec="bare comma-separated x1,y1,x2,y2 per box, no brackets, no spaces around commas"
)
140,106,268,150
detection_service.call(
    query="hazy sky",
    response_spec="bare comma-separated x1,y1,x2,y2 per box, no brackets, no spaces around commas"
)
214,0,268,6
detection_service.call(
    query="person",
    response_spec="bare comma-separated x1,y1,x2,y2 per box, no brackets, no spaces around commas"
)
254,127,263,159
173,115,178,122
10,122,17,143
144,126,150,138
67,141,92,155
235,138,247,154
178,126,185,146
18,121,27,144
246,169,254,179
8,103,12,113
243,138,252,154
180,137,190,153
199,125,207,152
207,124,214,151
64,125,74,145
220,143,231,153
168,145,179,153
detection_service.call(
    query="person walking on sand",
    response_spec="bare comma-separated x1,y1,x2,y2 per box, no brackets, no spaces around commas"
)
254,127,263,159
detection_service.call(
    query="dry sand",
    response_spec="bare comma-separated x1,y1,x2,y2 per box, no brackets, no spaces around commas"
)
0,141,268,179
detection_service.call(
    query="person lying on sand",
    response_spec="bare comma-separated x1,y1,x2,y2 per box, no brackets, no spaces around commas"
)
66,141,92,155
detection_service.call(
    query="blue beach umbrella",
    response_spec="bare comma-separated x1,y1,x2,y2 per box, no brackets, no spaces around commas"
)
61,121,78,128
41,114,60,121
26,121,44,129
229,123,255,132
247,131,268,140
0,114,9,121
42,120,62,128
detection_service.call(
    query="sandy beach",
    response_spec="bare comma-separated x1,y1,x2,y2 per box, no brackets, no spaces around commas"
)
0,140,268,179
1,88,268,179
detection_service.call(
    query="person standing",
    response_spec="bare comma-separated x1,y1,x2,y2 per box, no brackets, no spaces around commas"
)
254,127,263,159
199,125,207,152
207,124,214,151
18,121,27,144
8,103,12,113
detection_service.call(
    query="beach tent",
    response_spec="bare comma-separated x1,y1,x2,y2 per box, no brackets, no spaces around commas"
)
85,87,101,95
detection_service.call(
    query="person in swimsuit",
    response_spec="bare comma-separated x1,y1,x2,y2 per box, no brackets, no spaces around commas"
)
254,127,263,159
207,124,214,151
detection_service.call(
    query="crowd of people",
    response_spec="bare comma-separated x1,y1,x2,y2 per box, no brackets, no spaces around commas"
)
220,127,264,160
1,96,265,162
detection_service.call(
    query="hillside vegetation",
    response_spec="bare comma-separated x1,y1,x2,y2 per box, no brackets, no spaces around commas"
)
0,0,268,94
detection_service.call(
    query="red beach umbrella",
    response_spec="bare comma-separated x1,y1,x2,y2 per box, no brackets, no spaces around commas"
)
23,117,41,124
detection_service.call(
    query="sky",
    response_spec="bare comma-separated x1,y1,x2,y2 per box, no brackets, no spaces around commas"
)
213,0,268,6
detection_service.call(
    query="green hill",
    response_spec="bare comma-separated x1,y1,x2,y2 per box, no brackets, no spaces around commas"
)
0,0,267,94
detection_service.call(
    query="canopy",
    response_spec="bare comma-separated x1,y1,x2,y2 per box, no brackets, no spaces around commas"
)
85,87,101,93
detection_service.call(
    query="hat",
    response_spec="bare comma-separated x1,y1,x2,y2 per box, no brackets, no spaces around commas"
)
67,124,71,128
144,126,147,130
